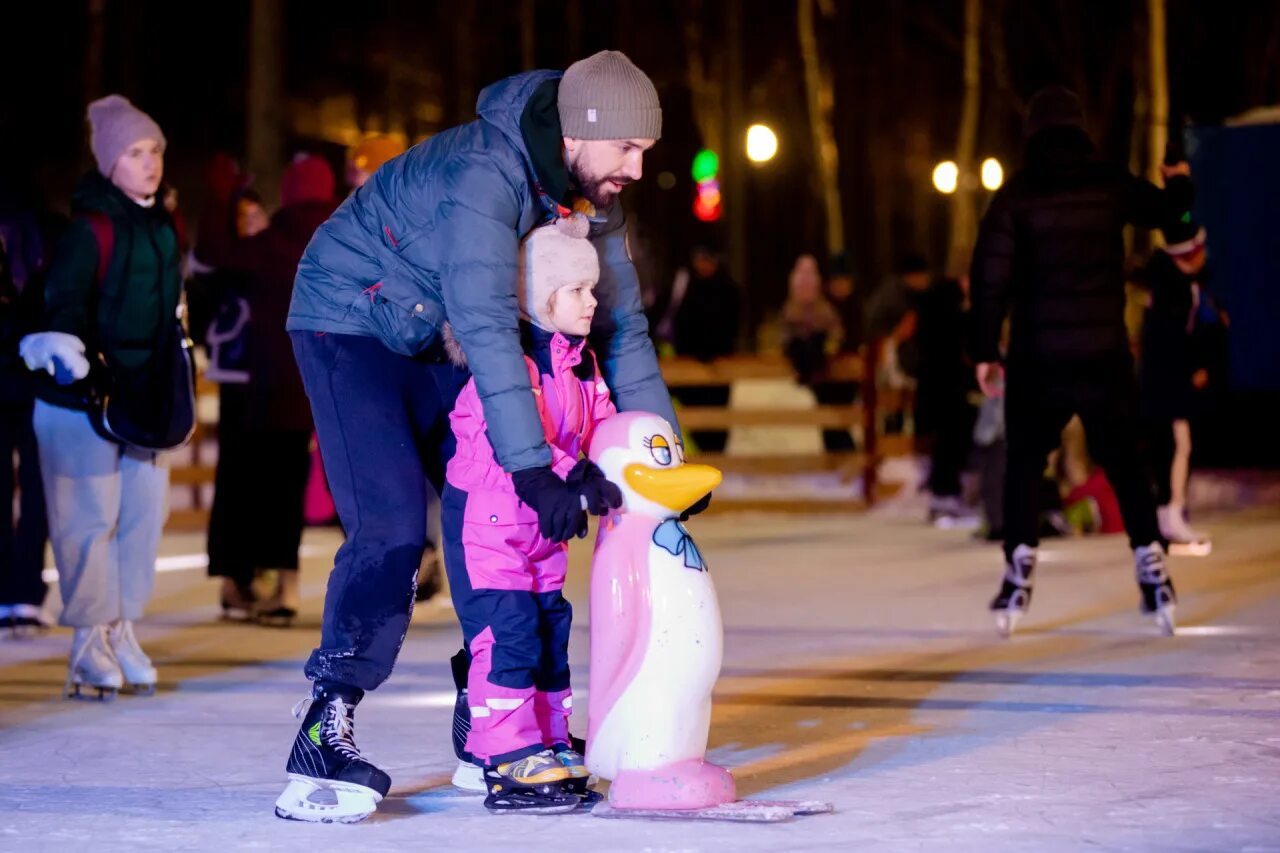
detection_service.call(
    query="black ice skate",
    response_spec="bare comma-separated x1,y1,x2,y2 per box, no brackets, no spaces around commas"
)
448,649,488,793
274,684,391,823
483,749,580,814
991,544,1036,637
1135,542,1177,635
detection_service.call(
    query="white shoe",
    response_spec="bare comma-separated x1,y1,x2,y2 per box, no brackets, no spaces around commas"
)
108,620,158,694
1158,505,1212,556
65,626,124,700
451,759,486,793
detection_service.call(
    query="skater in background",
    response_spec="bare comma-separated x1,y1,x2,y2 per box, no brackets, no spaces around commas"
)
276,51,691,823
443,215,620,813
780,253,842,385
1139,215,1218,555
0,211,50,634
969,86,1189,636
202,154,338,624
658,243,740,452
19,96,182,696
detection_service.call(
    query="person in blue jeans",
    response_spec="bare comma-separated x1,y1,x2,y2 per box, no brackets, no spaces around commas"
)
274,52,708,824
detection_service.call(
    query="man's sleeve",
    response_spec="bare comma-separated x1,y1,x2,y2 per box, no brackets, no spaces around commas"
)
431,157,552,473
590,205,680,432
968,188,1017,364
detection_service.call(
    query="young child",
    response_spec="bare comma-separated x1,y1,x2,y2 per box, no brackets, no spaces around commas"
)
442,214,622,813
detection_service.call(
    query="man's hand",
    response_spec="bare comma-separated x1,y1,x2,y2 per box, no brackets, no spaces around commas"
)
512,466,588,542
976,362,1005,398
679,492,712,522
567,459,623,515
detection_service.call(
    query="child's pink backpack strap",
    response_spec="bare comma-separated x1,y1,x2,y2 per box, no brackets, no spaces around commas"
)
523,356,559,447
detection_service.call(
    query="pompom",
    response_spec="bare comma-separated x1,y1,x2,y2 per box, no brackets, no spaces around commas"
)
555,212,592,240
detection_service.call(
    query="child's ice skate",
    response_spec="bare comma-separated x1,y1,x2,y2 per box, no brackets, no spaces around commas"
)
483,750,580,814
991,544,1036,637
1135,542,1177,635
64,625,123,701
274,685,391,823
554,745,601,806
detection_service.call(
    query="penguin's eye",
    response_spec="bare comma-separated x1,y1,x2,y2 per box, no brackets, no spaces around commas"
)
644,434,672,466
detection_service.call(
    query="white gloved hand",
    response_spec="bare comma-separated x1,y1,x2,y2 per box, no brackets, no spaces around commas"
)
18,332,91,382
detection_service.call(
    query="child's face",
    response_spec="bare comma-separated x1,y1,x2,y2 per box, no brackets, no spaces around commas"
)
548,280,598,336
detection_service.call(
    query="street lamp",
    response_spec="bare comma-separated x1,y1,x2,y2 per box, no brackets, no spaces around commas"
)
746,124,778,163
932,160,958,194
981,158,1004,191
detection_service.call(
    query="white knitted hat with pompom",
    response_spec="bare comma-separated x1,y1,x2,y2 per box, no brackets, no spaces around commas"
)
518,214,599,331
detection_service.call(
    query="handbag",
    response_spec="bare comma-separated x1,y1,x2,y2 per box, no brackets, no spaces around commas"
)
81,210,197,452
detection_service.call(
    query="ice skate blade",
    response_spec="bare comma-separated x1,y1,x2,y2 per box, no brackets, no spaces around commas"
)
451,761,486,794
64,682,119,701
1155,606,1177,636
275,776,382,823
122,682,157,697
994,609,1022,638
485,800,581,815
592,799,833,823
1168,541,1212,557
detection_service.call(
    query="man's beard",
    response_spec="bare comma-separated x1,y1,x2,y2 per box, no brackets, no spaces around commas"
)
569,161,633,210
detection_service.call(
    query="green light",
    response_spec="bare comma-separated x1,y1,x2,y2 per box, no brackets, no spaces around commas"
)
691,149,719,183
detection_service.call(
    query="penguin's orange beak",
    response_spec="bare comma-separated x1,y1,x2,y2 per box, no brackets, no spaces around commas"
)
623,463,722,512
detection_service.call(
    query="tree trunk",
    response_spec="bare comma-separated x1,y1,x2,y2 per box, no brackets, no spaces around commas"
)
246,0,284,206
797,0,845,257
947,0,981,278
1146,0,1169,183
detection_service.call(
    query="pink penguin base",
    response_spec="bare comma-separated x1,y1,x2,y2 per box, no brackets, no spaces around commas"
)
608,759,736,811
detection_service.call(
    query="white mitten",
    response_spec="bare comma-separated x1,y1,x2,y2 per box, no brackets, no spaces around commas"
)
18,332,91,382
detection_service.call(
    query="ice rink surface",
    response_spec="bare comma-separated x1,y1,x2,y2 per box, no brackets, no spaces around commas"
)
2,505,1278,852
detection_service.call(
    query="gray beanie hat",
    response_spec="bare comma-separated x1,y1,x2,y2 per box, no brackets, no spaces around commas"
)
558,51,662,141
87,95,166,177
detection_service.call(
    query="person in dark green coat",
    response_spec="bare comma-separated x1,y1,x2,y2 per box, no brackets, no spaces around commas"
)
19,95,181,699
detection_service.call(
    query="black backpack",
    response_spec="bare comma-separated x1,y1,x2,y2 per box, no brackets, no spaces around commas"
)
81,210,197,452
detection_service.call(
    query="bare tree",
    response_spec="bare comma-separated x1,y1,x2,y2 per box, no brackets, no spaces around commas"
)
798,0,845,256
1145,0,1169,183
947,0,981,277
247,0,284,205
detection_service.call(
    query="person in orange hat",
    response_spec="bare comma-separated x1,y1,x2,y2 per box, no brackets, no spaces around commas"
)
345,134,407,192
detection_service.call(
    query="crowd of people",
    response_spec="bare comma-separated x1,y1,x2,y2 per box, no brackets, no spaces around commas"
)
0,50,1224,823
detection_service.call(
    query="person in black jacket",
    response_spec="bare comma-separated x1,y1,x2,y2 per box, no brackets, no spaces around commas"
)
203,154,338,625
1139,217,1217,555
968,86,1189,637
0,219,50,634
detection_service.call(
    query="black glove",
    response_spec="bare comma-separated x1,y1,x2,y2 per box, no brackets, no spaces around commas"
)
512,466,588,542
680,492,712,522
567,459,623,515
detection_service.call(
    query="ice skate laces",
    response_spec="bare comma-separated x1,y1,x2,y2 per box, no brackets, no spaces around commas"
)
323,698,362,761
1136,547,1169,586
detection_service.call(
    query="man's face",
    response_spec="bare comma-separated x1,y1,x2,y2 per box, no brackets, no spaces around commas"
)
563,137,655,210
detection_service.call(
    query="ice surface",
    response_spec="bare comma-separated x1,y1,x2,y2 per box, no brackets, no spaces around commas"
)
2,506,1279,851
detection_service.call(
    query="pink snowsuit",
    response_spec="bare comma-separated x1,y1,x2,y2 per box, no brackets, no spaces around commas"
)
443,329,616,764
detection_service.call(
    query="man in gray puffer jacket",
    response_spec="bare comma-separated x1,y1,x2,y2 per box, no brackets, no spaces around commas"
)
276,53,691,822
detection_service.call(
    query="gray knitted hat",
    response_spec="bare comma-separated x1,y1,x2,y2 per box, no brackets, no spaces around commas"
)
87,95,166,177
558,51,662,141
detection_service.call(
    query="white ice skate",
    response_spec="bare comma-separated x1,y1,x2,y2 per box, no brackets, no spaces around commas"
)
108,619,158,695
275,775,383,823
451,759,486,793
991,545,1036,638
1158,506,1212,557
65,625,124,701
